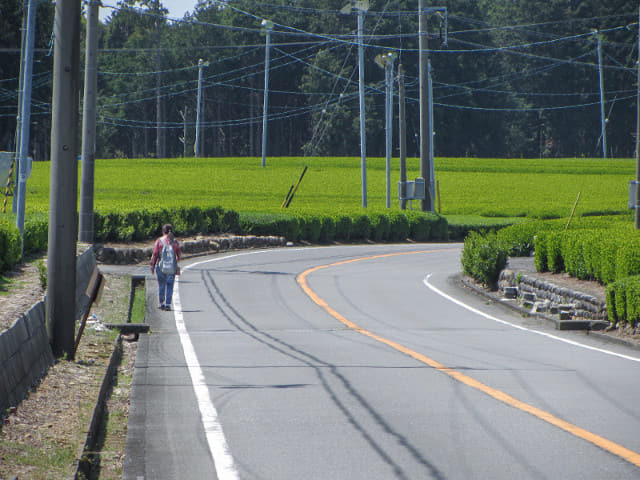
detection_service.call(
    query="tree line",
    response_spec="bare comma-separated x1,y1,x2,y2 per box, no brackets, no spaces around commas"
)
1,0,638,160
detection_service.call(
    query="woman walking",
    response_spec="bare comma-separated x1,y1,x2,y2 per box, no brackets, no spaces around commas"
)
150,224,181,311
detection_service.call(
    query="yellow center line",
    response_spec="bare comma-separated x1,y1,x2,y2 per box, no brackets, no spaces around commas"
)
296,249,640,469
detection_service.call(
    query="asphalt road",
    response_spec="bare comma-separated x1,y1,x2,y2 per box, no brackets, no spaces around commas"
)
124,244,640,480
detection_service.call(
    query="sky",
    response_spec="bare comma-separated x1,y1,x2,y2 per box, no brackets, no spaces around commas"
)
99,0,199,22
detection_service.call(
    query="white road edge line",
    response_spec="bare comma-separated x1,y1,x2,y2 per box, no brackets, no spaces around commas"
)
423,274,640,363
171,249,303,479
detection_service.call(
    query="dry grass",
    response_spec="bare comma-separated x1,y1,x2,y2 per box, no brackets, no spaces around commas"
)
0,266,137,480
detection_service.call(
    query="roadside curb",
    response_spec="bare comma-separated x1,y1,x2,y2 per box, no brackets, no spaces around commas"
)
75,334,124,479
458,274,640,352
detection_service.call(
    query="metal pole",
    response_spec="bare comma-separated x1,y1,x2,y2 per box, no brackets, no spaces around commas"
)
428,59,436,208
15,0,38,246
596,32,607,159
419,0,432,211
155,0,163,159
385,65,391,208
261,21,272,167
398,65,407,210
195,59,204,158
13,4,28,214
47,0,81,359
358,9,367,207
636,6,640,229
79,0,99,243
385,59,394,209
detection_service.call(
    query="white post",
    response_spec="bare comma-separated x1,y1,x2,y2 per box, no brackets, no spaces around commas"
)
595,30,607,159
358,9,367,207
195,59,204,158
16,0,38,241
261,20,273,167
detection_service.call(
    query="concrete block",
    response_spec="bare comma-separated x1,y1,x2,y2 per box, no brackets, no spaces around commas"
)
559,311,572,320
503,287,518,299
521,292,536,302
558,304,575,312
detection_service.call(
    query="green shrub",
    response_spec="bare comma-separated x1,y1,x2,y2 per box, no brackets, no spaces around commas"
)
0,217,21,271
562,232,589,280
220,209,240,233
497,220,548,257
407,212,430,241
334,215,352,241
370,213,390,242
23,214,48,255
461,231,509,289
388,212,409,241
204,206,224,233
239,212,299,240
599,237,620,284
298,214,322,243
607,275,640,327
534,232,548,272
627,278,640,327
426,212,448,241
351,214,372,241
615,237,640,280
319,216,336,243
36,259,47,289
546,232,564,274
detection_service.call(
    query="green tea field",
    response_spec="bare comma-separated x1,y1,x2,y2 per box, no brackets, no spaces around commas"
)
17,156,636,221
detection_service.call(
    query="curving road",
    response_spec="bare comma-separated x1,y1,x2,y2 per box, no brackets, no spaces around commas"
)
124,244,640,480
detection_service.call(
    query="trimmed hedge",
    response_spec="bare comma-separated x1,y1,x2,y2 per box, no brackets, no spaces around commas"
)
461,231,509,289
606,275,640,327
534,227,640,284
0,216,21,271
0,208,450,273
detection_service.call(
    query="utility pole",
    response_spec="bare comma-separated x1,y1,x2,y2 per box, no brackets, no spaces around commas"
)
594,30,607,159
398,65,407,210
79,0,99,243
195,59,205,158
154,0,164,159
341,1,369,207
427,59,436,208
418,4,447,212
13,2,28,214
15,0,38,245
47,0,81,358
376,52,396,208
418,0,432,212
261,19,273,167
357,7,367,207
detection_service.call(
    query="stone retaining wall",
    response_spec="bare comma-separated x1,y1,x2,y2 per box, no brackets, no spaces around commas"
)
0,301,54,414
94,235,286,264
499,269,608,321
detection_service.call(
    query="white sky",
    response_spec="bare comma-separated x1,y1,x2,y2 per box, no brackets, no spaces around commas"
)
99,0,199,22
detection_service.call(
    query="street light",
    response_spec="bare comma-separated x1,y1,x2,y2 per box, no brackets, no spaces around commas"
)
261,19,274,167
375,52,397,208
341,0,370,207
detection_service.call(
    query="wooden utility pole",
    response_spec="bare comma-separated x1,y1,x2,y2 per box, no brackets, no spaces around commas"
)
47,0,81,358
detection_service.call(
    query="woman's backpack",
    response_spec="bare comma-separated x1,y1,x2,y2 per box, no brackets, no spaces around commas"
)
159,238,177,275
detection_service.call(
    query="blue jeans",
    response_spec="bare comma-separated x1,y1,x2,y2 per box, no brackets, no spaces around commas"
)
156,269,176,307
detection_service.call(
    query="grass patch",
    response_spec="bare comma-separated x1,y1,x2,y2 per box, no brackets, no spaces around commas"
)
130,282,145,324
